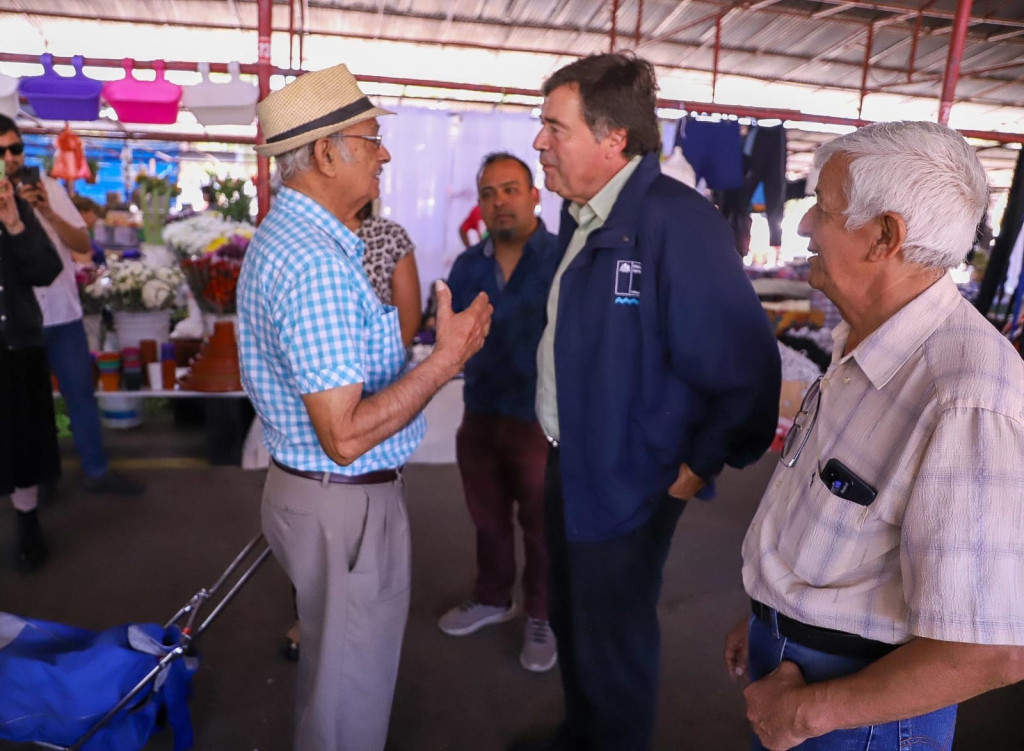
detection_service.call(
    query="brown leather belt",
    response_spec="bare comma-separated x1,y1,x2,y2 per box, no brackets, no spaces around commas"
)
272,459,399,485
751,599,899,661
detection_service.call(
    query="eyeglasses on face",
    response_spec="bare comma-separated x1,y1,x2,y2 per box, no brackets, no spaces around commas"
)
0,142,25,157
337,134,384,150
779,375,823,468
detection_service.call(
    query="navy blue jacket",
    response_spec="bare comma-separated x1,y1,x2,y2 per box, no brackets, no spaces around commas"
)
552,152,780,541
448,220,560,421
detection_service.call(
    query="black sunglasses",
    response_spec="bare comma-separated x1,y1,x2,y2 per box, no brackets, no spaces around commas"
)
0,142,25,157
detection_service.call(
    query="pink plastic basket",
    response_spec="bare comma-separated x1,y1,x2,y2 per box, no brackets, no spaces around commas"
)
18,54,102,121
102,59,183,125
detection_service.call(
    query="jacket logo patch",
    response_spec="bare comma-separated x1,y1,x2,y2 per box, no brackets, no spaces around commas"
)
614,260,641,304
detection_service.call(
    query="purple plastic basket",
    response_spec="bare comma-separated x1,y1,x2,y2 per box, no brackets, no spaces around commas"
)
18,53,102,121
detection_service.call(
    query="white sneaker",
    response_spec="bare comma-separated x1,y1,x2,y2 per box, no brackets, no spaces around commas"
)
438,599,518,636
520,617,557,672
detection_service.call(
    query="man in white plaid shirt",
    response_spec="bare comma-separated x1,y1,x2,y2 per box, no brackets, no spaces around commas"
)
726,121,1024,750
238,65,491,751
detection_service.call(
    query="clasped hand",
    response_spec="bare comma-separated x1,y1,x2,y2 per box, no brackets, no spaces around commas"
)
723,618,817,751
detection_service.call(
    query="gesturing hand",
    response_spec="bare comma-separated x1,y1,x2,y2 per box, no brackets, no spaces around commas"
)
433,280,492,378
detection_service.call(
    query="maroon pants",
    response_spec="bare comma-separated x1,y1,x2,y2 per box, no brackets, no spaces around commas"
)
456,411,550,620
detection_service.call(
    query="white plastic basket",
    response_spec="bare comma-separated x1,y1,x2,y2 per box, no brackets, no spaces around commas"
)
0,72,20,118
182,61,258,126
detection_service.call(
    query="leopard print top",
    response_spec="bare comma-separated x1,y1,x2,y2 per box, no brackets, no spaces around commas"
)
357,216,415,306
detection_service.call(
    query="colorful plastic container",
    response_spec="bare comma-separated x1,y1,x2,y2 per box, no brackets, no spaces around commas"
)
18,54,102,121
0,71,19,118
182,61,258,126
103,59,183,125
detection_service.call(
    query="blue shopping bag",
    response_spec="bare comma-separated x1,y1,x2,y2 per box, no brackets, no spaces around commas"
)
0,612,195,751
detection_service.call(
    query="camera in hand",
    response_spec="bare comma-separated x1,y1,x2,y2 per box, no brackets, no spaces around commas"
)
21,165,41,185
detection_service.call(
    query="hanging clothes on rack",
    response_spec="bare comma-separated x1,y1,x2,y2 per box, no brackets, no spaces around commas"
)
977,147,1024,321
718,124,788,256
676,116,744,191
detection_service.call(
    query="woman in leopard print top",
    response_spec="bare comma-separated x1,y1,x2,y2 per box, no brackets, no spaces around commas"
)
350,203,422,348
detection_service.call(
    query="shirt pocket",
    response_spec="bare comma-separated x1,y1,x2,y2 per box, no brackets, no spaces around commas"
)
362,303,404,388
778,468,894,588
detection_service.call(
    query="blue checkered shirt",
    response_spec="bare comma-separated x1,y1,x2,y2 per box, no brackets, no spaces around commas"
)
237,187,425,474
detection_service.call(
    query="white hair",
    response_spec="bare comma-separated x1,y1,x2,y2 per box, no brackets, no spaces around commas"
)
274,133,352,182
814,121,988,270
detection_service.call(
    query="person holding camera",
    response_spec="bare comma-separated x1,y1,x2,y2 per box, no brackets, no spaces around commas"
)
0,156,63,571
0,116,143,499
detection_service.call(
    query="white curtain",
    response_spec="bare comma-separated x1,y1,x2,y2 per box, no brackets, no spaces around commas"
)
377,107,680,308
378,106,563,306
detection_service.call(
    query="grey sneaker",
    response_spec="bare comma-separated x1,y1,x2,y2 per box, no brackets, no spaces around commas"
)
520,617,557,672
438,599,517,636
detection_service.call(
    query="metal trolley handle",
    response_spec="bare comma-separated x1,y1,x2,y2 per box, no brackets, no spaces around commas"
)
51,534,273,751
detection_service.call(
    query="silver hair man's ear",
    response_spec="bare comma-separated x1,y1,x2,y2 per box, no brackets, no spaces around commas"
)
813,121,988,270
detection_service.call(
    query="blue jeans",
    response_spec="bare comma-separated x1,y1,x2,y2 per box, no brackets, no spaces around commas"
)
45,319,108,478
747,613,957,750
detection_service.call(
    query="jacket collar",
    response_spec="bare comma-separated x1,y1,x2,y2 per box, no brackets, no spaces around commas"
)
556,151,662,252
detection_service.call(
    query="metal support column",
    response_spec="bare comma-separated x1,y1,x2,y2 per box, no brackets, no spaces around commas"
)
256,0,273,223
610,0,619,51
712,14,722,103
857,22,874,119
938,0,974,125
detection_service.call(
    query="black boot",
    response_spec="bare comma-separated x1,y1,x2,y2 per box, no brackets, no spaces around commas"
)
16,508,48,573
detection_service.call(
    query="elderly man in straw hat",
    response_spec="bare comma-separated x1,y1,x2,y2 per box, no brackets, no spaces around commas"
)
238,64,492,751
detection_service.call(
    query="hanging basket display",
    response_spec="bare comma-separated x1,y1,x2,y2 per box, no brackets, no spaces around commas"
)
102,59,183,125
18,54,102,121
182,61,258,126
0,71,19,118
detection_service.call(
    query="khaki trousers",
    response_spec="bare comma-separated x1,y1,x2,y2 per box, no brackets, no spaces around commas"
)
262,463,411,751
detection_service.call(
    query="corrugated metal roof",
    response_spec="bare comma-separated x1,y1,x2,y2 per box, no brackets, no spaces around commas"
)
2,0,1023,187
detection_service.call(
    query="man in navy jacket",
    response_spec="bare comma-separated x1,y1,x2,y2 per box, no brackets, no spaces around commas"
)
517,52,781,751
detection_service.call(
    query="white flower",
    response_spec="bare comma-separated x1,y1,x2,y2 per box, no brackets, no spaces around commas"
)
164,214,255,257
142,279,174,309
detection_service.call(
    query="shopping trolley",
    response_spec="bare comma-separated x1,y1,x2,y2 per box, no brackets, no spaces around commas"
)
0,534,272,751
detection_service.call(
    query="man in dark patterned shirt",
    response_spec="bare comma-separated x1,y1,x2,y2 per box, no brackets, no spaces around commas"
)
439,152,561,673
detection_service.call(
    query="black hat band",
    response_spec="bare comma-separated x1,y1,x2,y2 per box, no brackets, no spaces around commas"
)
265,96,375,144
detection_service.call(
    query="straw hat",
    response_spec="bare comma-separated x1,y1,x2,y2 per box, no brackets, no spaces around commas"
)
255,64,393,158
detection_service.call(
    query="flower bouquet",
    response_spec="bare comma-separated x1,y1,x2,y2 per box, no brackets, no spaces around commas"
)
135,173,181,245
164,213,254,315
75,264,107,315
82,258,185,313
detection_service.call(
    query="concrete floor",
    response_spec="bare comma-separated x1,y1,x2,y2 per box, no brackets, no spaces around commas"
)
1,404,1021,750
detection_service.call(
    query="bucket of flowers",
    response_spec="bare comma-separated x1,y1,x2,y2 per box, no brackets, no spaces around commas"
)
75,263,108,351
81,256,185,347
163,213,254,317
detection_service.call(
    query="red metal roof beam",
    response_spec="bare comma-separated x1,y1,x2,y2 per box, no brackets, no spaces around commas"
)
938,0,974,125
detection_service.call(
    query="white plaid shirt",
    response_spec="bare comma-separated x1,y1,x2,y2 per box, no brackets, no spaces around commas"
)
237,188,424,474
743,275,1024,646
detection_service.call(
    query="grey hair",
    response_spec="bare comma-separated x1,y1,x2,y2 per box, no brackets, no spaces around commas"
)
274,133,353,182
814,121,988,270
